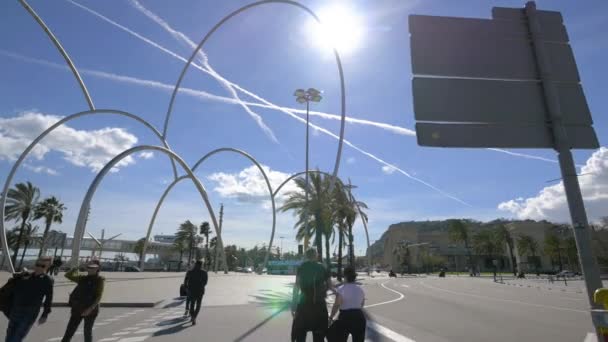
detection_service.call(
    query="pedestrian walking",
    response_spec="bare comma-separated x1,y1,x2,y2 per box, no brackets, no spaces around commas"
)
61,260,105,342
291,249,332,342
184,260,207,325
3,256,53,342
48,257,62,276
328,266,366,342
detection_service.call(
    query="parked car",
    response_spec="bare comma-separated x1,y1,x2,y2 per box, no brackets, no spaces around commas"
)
244,267,253,273
124,265,141,272
556,270,576,278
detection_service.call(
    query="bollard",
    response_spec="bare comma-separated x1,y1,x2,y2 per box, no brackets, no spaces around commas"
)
594,288,608,342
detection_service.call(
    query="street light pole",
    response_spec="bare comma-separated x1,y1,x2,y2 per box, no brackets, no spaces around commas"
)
294,88,322,258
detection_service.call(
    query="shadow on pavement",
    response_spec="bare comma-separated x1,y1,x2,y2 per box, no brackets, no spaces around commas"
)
156,316,189,327
162,298,186,309
152,322,190,336
232,289,294,341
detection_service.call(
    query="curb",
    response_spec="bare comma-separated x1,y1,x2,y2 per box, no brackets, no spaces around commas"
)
51,300,163,308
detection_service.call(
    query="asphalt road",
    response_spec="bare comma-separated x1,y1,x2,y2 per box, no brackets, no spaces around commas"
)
0,275,597,341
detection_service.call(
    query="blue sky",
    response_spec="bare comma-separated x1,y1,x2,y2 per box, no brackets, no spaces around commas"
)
1,0,606,255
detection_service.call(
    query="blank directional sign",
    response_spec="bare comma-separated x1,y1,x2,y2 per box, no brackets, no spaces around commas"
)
413,78,592,125
409,15,579,82
416,123,599,149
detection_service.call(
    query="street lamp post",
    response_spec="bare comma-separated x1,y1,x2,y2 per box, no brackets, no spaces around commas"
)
294,88,322,259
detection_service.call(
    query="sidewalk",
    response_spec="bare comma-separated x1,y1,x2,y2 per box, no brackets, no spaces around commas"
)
0,271,293,307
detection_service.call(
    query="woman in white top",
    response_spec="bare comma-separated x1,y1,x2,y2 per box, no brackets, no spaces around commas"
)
329,266,366,342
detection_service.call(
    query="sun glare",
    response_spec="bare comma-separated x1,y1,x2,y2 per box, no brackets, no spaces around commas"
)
308,5,364,55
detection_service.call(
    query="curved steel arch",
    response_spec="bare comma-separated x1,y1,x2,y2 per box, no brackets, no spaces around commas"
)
273,170,372,275
140,148,277,272
163,0,347,191
0,109,174,273
70,145,228,272
20,0,94,110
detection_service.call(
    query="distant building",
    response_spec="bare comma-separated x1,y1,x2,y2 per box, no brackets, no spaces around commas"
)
370,220,572,273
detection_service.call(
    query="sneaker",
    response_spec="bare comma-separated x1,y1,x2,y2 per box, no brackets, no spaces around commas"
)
184,310,189,317
191,318,196,325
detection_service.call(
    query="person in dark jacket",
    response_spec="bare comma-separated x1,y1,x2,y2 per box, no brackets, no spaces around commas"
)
5,256,53,342
61,260,105,342
291,249,332,342
184,260,208,325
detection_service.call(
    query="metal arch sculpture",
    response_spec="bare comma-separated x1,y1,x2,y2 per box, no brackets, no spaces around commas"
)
70,145,228,271
273,170,372,275
19,0,94,111
0,109,175,273
163,0,348,191
139,147,277,272
0,109,177,272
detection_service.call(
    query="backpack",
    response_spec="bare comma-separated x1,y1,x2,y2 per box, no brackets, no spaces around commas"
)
0,277,18,318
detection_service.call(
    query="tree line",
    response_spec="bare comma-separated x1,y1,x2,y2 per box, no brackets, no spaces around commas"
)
3,181,66,270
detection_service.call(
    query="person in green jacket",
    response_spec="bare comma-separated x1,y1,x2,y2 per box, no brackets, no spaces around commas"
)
61,260,105,342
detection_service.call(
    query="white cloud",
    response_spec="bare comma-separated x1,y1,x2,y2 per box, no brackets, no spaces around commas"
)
381,165,397,175
23,164,59,176
498,147,608,222
207,165,299,202
0,111,139,172
138,151,154,159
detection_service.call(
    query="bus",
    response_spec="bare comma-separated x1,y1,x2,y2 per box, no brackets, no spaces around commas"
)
267,260,302,275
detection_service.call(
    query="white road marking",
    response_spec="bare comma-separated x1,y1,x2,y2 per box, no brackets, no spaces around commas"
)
47,338,61,341
98,338,120,342
112,332,132,336
132,327,165,334
420,281,586,314
401,284,410,288
368,322,416,342
583,332,597,342
365,281,405,308
117,337,149,342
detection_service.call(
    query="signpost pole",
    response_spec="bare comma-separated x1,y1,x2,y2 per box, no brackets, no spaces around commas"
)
525,1,603,334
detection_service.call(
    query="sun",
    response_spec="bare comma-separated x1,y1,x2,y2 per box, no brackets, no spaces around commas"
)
307,5,364,55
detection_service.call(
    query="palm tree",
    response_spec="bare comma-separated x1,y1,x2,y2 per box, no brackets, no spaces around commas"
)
344,181,368,267
544,233,563,271
133,237,147,262
517,234,539,273
448,219,472,273
281,171,334,264
176,220,198,266
173,235,188,272
472,228,505,274
33,196,66,257
200,221,211,267
5,182,40,266
18,222,40,269
495,224,517,276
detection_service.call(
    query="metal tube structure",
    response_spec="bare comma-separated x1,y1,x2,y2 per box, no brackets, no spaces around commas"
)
272,170,371,273
139,148,277,272
19,0,94,111
0,109,172,273
163,0,347,192
70,146,224,268
526,1,603,334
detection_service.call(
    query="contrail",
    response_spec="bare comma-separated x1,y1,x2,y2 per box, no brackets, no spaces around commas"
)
64,0,558,166
0,49,470,206
1,48,563,173
65,0,278,144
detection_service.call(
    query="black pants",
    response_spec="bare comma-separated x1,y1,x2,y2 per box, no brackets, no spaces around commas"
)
329,309,366,342
291,302,328,342
61,309,98,342
188,293,203,319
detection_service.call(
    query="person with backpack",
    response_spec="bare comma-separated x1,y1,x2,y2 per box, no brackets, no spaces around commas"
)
291,249,332,342
184,260,208,325
328,266,366,342
61,260,105,342
3,256,53,342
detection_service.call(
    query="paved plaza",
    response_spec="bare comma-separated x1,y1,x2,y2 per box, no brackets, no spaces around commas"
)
0,272,599,341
